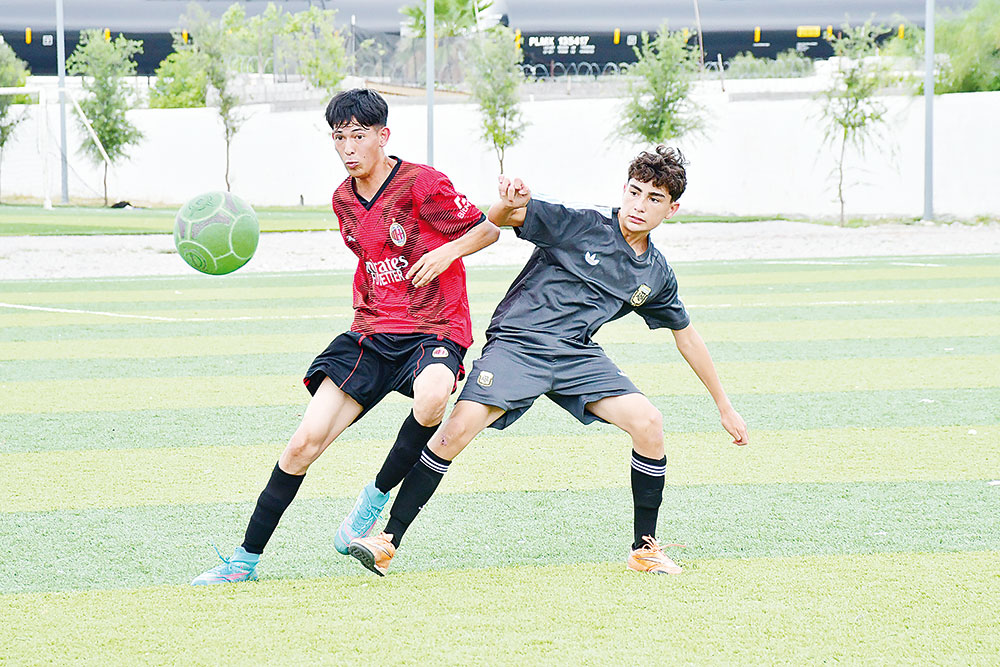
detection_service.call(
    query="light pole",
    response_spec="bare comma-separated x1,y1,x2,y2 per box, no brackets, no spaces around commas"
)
922,0,935,221
426,0,435,166
56,0,68,203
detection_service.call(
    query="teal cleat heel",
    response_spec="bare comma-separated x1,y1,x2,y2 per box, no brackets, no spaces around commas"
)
334,481,390,555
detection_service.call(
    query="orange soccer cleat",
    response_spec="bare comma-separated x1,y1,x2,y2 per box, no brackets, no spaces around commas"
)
348,532,396,576
627,536,683,574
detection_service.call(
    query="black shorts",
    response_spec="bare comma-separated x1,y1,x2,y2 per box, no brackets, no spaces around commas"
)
457,337,640,430
304,332,466,420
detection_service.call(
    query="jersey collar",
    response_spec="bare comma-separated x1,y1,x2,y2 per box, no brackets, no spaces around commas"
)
352,156,402,211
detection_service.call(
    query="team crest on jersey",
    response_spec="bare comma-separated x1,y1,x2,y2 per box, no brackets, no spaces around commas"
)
630,284,652,306
389,221,407,247
477,370,494,387
432,346,449,358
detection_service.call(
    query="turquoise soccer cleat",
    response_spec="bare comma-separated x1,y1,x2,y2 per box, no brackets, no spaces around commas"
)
334,481,390,555
191,545,260,585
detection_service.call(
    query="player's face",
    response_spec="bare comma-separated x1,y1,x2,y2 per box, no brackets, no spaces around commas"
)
332,119,390,179
619,179,680,234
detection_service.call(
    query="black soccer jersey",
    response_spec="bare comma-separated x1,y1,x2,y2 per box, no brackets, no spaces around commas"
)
485,196,690,346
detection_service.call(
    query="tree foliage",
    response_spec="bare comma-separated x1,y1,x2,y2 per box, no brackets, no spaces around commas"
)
149,50,207,108
935,0,1000,93
66,30,144,205
817,21,893,225
180,2,243,191
618,24,703,145
726,49,814,79
467,26,526,172
401,0,494,38
282,6,348,94
0,40,31,203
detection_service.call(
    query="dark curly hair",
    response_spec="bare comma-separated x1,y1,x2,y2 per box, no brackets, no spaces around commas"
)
627,146,688,202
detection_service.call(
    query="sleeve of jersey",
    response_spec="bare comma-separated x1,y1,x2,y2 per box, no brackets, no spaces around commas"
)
514,198,595,249
418,175,486,240
635,270,691,331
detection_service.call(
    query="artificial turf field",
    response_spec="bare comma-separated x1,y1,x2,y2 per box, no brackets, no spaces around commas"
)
1,250,998,664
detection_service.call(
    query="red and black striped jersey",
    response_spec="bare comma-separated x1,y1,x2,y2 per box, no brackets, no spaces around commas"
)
332,157,485,348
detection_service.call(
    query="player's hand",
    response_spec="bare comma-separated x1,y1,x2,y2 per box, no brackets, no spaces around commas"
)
720,406,749,446
497,175,531,209
407,244,458,287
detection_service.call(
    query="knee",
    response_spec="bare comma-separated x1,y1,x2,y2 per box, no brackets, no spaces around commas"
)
412,387,450,426
631,408,664,454
282,427,325,472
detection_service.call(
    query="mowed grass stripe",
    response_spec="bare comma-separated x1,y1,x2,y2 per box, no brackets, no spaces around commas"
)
4,425,998,512
3,388,995,455
3,481,998,593
4,355,997,414
1,553,997,665
4,314,1000,347
6,282,998,310
6,337,999,381
5,331,997,365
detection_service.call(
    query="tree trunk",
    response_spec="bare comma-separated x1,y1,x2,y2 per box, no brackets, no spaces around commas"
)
103,162,109,207
838,128,847,226
225,136,232,192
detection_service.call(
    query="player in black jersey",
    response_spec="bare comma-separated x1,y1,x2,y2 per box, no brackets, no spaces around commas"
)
348,146,749,576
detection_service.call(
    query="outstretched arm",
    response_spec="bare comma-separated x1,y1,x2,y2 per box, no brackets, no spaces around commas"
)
487,176,531,227
407,219,500,287
671,325,749,446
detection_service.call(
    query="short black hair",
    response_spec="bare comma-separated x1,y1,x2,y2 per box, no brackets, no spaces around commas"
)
628,146,688,202
325,88,388,130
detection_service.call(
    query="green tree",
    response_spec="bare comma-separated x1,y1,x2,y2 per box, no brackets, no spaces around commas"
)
283,6,348,94
817,21,893,225
401,0,493,38
149,50,207,108
936,0,1000,92
180,2,244,191
467,26,526,172
0,40,31,203
618,24,703,145
66,30,144,206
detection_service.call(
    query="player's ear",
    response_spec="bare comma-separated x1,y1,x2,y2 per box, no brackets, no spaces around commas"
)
663,201,680,220
379,126,390,146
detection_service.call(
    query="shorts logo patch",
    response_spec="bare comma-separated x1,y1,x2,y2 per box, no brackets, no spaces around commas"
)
477,370,494,387
432,346,449,358
389,221,407,247
630,284,652,306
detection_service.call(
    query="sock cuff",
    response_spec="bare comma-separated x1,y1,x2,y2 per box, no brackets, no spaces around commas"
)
631,451,666,477
272,462,305,487
419,447,451,474
406,410,440,434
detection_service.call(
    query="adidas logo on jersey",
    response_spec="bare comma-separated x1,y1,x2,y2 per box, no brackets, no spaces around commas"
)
584,252,600,266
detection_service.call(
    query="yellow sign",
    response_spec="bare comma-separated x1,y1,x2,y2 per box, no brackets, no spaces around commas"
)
25,28,32,45
898,23,905,39
613,28,620,45
797,25,821,39
754,26,761,43
104,28,111,41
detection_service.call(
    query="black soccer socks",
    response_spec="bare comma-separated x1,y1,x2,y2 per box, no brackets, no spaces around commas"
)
383,446,451,548
631,451,666,551
242,462,305,555
374,410,439,494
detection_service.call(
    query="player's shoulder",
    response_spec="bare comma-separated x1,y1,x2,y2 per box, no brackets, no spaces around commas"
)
332,176,355,208
532,193,613,221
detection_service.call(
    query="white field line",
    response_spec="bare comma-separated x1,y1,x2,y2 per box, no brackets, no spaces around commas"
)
2,297,998,323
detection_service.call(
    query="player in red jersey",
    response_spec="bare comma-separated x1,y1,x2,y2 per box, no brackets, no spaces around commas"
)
192,88,499,585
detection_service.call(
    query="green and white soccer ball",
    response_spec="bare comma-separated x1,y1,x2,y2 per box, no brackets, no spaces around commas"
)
174,191,259,275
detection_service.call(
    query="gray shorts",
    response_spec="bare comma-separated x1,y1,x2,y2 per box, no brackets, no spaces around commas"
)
458,337,641,429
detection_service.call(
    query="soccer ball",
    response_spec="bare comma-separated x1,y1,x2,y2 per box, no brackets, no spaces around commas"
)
174,191,259,275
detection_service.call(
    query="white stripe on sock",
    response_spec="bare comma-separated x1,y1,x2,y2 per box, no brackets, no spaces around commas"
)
631,457,666,477
420,451,450,475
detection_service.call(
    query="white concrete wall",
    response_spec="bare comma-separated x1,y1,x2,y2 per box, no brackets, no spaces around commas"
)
3,88,999,217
